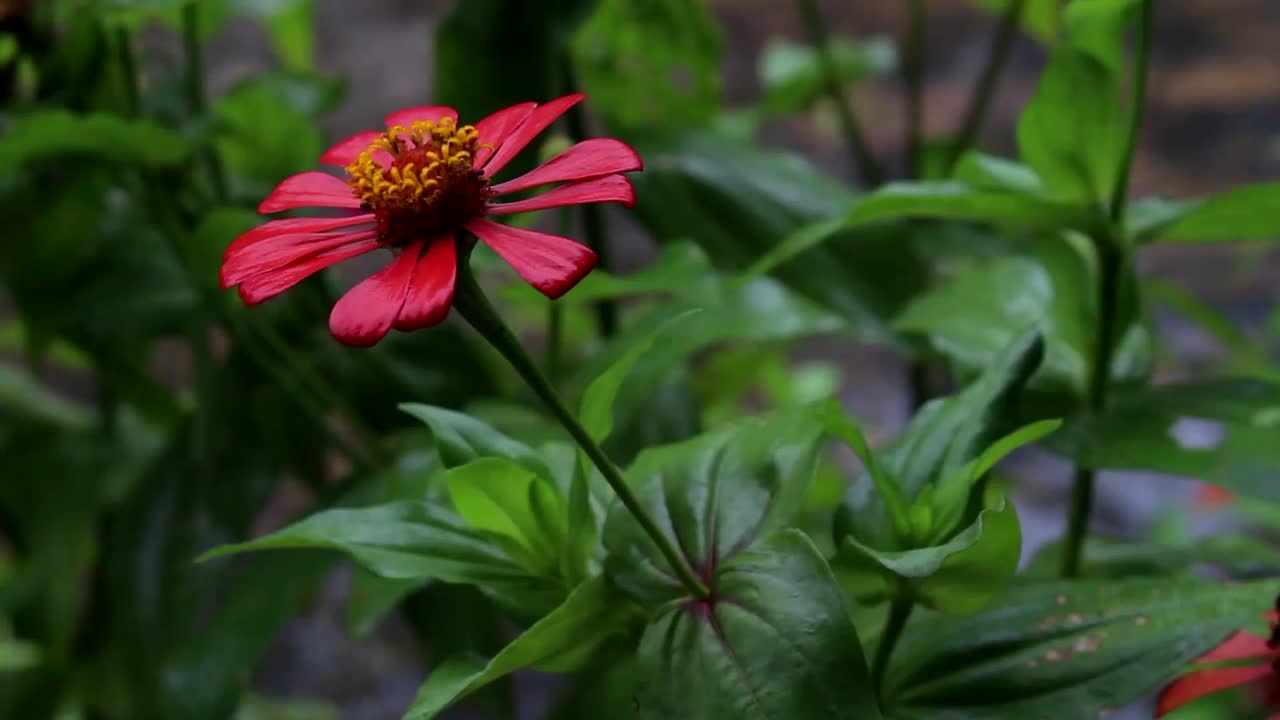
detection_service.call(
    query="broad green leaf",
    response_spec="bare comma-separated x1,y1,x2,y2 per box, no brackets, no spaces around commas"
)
1016,47,1126,205
846,181,1095,231
953,152,1046,195
811,400,912,541
399,404,552,479
634,530,880,720
1064,0,1140,72
0,111,188,172
884,577,1280,719
1048,378,1280,502
604,412,825,608
835,497,1021,613
1024,534,1280,578
198,501,559,609
1150,183,1280,244
403,575,639,720
0,640,40,672
629,130,924,340
968,0,1061,43
571,0,722,128
1125,196,1193,242
215,76,324,190
446,458,568,577
759,36,897,115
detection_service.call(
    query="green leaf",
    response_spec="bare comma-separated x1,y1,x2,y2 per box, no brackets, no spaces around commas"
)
604,412,824,608
215,76,324,190
446,458,568,577
634,530,881,720
1048,378,1280,502
839,330,1043,551
0,363,93,429
1064,0,1140,72
884,577,1280,719
628,130,924,339
198,501,559,608
402,575,638,720
191,207,259,290
1016,47,1126,205
846,181,1094,231
399,404,553,479
968,0,1061,43
230,0,316,69
759,35,896,115
0,640,41,673
571,0,722,128
835,497,1021,613
1149,183,1280,243
929,419,1061,541
0,111,188,172
1024,533,1280,578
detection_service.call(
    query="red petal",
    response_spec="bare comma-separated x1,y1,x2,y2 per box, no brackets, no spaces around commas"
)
481,93,586,177
1195,632,1275,665
465,218,596,299
320,131,382,166
259,172,362,214
484,175,635,216
1157,665,1272,716
394,235,456,331
329,240,423,347
222,229,377,289
489,138,642,196
384,106,458,129
474,102,536,169
237,238,380,305
224,214,374,261
1196,483,1236,509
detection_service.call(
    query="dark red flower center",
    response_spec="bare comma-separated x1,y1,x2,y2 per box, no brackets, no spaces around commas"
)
345,118,490,246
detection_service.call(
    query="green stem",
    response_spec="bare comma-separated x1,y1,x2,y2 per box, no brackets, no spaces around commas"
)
452,248,710,600
872,595,914,697
180,1,228,200
1062,0,1152,577
903,0,927,178
795,0,885,186
947,0,1025,172
1109,0,1155,223
114,28,142,117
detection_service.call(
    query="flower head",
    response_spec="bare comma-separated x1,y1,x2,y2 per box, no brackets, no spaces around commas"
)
1157,597,1280,717
220,94,641,347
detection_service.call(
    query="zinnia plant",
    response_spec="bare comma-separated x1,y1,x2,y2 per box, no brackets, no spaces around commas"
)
219,94,640,347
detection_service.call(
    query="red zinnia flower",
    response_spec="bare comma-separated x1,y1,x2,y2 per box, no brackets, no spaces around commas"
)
219,94,641,347
1195,483,1236,510
1157,602,1280,717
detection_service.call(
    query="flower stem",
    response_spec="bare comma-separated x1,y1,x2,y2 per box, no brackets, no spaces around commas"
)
946,0,1025,172
902,0,927,178
452,252,710,600
794,0,885,186
871,595,914,698
114,28,142,117
1061,0,1153,578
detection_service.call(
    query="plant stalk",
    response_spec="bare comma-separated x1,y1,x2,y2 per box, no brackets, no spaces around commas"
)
1061,0,1154,578
872,595,914,697
795,0,885,186
903,0,927,178
947,0,1025,172
180,1,228,200
452,248,710,600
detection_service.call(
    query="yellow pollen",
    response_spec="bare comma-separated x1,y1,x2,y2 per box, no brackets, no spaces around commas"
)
344,117,484,212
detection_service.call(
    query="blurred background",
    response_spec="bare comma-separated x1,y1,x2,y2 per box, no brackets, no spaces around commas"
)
2,0,1279,718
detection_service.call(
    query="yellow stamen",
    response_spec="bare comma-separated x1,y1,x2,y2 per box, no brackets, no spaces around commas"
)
344,117,483,212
